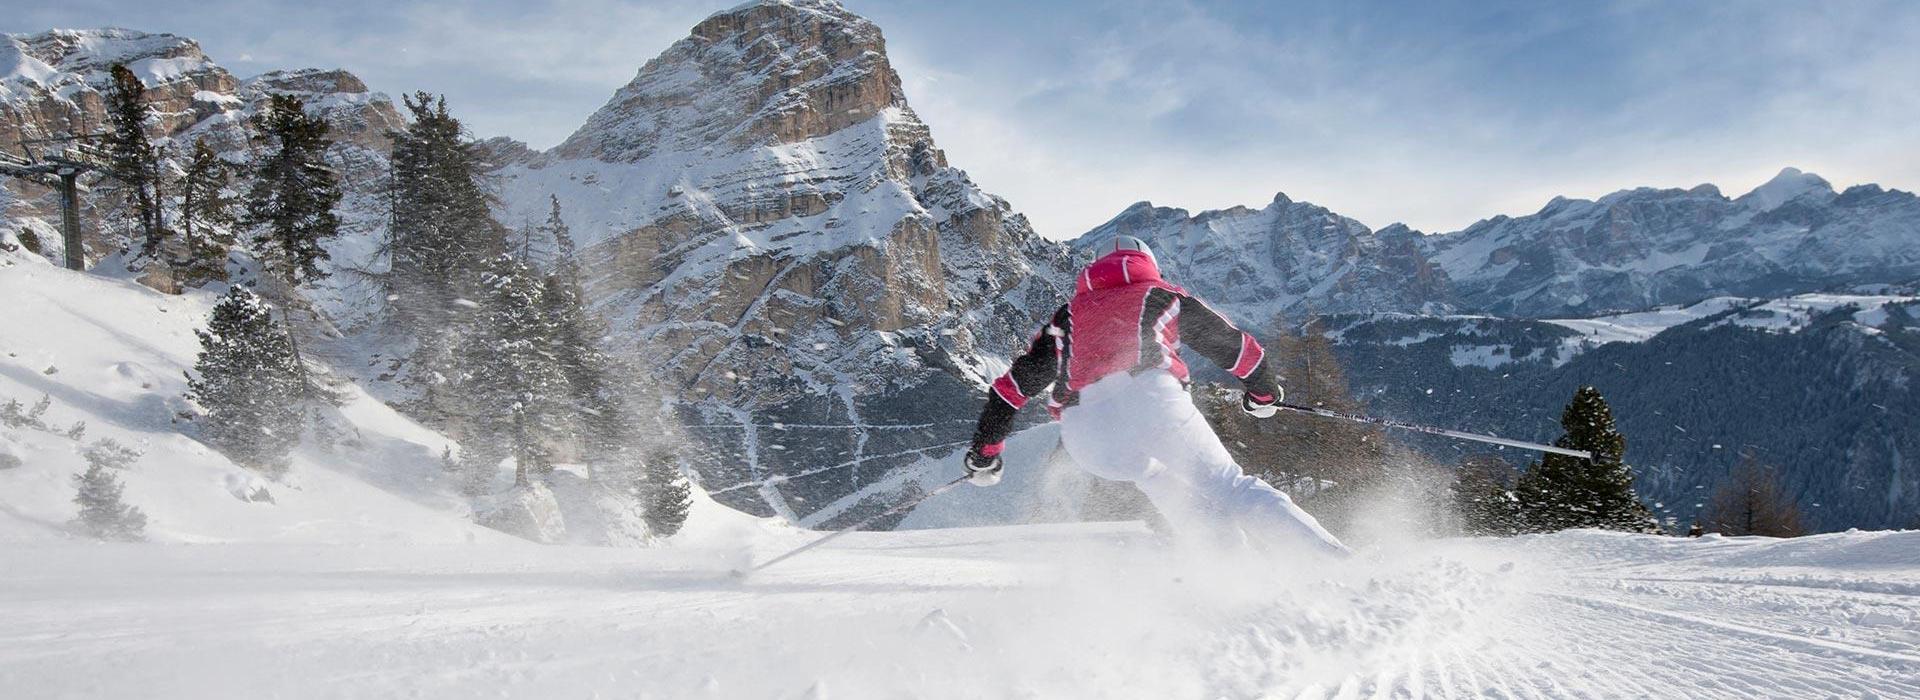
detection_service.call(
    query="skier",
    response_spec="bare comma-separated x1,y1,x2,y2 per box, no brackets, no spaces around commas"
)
962,236,1351,557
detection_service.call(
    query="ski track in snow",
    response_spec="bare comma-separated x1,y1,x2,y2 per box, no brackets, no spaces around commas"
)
3,527,1917,698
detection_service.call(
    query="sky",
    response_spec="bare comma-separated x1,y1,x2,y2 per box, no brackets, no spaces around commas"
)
14,0,1920,239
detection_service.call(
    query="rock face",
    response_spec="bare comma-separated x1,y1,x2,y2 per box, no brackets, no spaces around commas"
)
1077,168,1920,322
1076,194,1453,327
494,0,1076,521
0,28,404,305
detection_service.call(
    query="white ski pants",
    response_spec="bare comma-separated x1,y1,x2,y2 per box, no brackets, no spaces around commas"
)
1059,370,1351,556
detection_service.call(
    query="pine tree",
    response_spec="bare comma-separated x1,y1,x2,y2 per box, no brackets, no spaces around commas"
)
179,139,237,286
642,449,691,537
72,442,147,541
103,64,165,256
1513,386,1657,533
457,254,571,490
1702,453,1806,537
386,93,509,424
186,286,306,475
242,94,342,286
539,200,620,459
546,195,575,265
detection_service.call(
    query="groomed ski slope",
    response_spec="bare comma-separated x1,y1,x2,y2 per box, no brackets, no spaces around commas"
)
4,524,1916,698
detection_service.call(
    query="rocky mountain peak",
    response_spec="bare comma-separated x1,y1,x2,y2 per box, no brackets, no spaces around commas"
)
554,0,904,162
1737,166,1836,212
4,28,212,85
1077,191,1452,324
496,1,1074,521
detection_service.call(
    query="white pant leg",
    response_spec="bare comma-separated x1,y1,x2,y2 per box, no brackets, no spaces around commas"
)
1061,372,1351,556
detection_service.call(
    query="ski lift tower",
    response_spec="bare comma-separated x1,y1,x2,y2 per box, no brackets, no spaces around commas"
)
0,135,109,271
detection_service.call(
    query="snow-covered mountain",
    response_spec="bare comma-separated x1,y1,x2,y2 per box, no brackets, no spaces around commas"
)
1427,168,1920,316
489,0,1076,522
1078,168,1920,322
1076,194,1451,327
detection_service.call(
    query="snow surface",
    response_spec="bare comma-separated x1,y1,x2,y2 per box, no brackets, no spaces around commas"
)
2,522,1916,697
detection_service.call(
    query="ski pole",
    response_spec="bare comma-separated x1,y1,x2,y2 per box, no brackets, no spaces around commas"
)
1274,402,1593,460
733,474,972,578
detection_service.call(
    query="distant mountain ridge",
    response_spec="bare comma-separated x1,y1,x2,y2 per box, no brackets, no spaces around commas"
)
1075,168,1920,323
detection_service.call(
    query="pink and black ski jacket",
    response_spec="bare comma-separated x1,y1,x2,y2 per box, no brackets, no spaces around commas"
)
969,249,1280,454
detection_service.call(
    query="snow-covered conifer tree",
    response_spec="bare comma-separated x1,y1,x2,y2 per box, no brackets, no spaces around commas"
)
103,63,165,256
1514,386,1657,533
242,94,342,286
71,442,147,541
641,451,691,537
386,93,510,425
179,139,236,287
186,286,306,476
458,254,570,489
537,200,627,468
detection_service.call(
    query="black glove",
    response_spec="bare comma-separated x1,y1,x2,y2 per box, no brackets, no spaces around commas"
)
1242,388,1281,418
963,445,1004,487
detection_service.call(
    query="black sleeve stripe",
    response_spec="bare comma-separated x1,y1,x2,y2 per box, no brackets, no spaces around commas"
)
1139,287,1179,369
971,304,1069,449
1177,292,1280,396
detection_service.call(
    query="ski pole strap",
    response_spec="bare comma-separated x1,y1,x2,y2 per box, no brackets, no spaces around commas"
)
1274,402,1593,460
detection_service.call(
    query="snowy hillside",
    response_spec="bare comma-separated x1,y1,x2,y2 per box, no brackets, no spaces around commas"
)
3,520,1915,697
0,251,508,544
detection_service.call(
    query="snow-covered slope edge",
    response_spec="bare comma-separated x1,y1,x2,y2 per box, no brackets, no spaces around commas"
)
0,251,516,544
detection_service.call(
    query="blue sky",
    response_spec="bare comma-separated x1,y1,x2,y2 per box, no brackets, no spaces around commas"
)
16,0,1920,238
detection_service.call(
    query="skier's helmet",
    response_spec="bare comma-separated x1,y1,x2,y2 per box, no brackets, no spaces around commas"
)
1097,235,1156,264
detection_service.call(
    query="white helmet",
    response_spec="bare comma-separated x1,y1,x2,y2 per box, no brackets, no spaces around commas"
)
1098,235,1155,264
